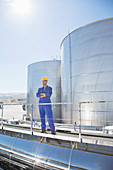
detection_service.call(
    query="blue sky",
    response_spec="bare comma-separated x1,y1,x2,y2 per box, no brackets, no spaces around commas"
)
0,0,113,93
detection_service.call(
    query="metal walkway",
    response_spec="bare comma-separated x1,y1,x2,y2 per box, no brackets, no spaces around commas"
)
0,123,113,169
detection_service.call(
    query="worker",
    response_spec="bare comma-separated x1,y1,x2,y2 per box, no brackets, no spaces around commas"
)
36,76,56,135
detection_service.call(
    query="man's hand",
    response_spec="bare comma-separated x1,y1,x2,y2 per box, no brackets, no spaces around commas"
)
40,93,46,98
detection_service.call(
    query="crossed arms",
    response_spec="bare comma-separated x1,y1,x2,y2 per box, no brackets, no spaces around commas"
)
36,87,52,98
40,93,46,98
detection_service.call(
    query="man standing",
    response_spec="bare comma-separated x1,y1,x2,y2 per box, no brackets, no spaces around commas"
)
36,77,56,135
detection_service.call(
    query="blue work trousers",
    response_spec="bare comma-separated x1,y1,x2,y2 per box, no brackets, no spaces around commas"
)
39,105,55,131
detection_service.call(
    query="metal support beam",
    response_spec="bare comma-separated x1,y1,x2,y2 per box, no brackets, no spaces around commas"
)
1,105,3,130
79,103,82,143
31,104,33,135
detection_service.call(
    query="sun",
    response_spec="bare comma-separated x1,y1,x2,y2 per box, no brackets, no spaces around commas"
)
12,0,31,16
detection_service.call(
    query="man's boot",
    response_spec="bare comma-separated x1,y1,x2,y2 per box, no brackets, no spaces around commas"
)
51,131,56,135
41,130,46,133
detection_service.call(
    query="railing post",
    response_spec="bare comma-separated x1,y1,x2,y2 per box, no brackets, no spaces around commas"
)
1,104,3,130
31,104,33,135
79,102,82,143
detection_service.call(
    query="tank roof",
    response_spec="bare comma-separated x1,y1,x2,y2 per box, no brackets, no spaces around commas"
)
27,59,61,68
60,17,113,48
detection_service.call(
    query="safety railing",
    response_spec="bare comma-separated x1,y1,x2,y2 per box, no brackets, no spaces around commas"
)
0,100,113,142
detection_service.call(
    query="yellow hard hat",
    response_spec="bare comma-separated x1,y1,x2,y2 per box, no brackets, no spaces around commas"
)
41,76,48,81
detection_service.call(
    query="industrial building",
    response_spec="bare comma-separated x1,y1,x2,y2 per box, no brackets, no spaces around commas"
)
27,60,61,122
61,17,113,127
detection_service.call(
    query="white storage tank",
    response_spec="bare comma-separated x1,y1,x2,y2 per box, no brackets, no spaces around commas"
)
27,60,61,123
61,18,113,126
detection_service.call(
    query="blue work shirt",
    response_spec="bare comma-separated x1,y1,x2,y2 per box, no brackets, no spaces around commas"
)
36,85,52,103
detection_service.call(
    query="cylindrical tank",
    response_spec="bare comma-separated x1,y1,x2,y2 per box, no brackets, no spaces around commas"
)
61,18,113,126
27,60,61,123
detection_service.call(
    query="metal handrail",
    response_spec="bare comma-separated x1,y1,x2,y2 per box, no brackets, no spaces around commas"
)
1,100,113,143
1,100,113,106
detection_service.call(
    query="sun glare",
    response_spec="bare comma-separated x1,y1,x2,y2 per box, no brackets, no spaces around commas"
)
12,0,31,16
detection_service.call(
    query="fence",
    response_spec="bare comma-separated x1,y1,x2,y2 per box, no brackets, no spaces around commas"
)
0,100,113,142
